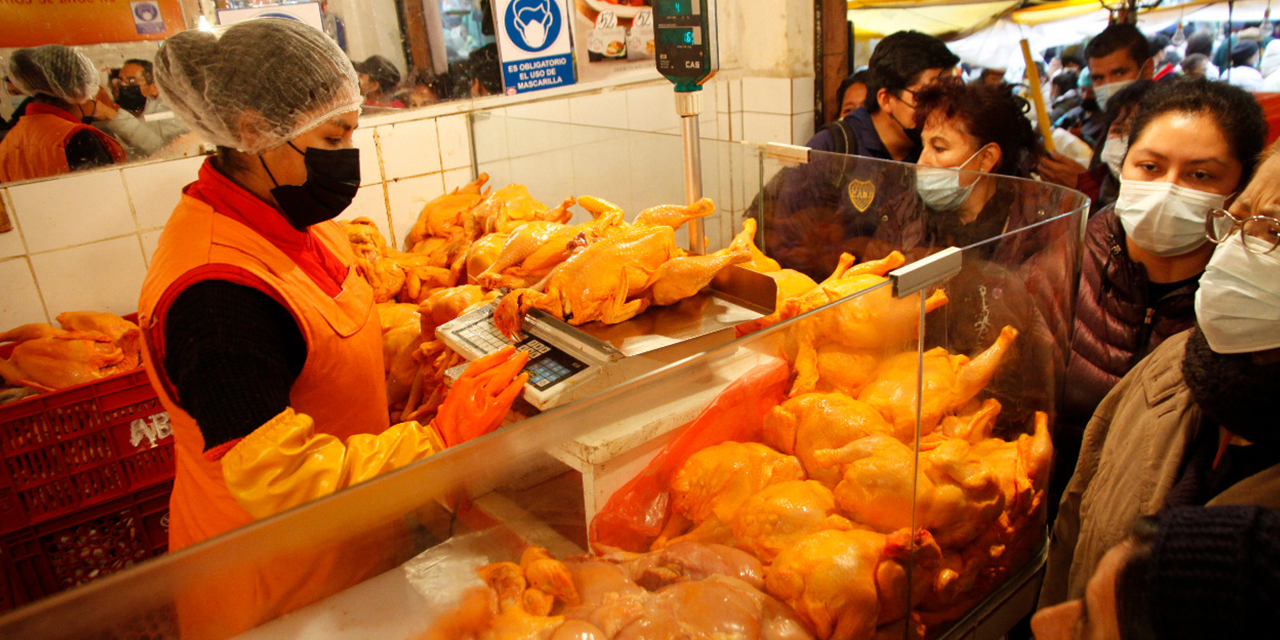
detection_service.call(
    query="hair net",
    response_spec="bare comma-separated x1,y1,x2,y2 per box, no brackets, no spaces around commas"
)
7,45,99,103
154,18,361,154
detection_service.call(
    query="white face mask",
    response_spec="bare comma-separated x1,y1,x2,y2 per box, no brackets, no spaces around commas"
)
1195,238,1280,354
915,146,987,210
1099,135,1128,178
1115,179,1227,256
1094,78,1135,111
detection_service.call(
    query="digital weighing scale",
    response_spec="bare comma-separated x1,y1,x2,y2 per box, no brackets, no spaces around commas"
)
437,0,742,411
436,266,774,411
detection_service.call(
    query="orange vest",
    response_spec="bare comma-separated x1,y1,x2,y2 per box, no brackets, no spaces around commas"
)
0,106,125,182
137,191,396,637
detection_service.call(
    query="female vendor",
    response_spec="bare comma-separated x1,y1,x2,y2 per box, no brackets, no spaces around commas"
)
137,18,526,633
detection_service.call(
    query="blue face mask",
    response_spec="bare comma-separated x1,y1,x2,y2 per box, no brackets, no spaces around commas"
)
914,145,988,210
1094,78,1134,112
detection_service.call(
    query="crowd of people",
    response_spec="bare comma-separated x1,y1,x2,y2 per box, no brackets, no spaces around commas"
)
793,20,1280,640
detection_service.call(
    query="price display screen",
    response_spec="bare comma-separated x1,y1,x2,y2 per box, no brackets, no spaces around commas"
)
657,27,699,45
653,0,697,15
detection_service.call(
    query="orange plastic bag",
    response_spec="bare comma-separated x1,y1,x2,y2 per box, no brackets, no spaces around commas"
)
589,358,790,551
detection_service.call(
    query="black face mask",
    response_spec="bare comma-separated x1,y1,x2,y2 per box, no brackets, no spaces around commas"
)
1182,326,1280,446
116,85,147,112
260,142,360,230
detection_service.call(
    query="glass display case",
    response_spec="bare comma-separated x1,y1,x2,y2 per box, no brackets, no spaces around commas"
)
0,119,1088,640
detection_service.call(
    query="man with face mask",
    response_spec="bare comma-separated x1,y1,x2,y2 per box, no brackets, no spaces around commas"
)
97,58,189,158
804,30,958,161
1041,142,1280,612
137,20,527,636
1038,24,1153,190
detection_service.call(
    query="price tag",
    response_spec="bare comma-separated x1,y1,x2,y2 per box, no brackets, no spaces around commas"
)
595,10,617,29
633,8,653,27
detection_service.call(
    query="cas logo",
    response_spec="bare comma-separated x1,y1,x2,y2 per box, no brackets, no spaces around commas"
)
847,180,875,212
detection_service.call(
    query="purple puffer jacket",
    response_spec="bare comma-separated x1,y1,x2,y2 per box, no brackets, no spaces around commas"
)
1055,206,1199,487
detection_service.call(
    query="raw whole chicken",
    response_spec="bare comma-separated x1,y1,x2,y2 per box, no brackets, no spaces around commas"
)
493,201,755,338
469,184,575,237
731,481,856,564
857,326,1018,439
763,393,893,485
763,529,890,640
407,173,492,249
0,312,142,395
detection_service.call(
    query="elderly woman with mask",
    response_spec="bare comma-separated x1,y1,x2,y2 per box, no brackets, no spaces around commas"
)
138,19,526,635
0,45,125,181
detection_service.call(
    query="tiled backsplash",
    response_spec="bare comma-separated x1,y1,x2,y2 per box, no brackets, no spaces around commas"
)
0,75,816,327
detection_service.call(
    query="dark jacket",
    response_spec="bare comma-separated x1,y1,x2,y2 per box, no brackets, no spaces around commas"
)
1056,206,1200,489
806,107,895,159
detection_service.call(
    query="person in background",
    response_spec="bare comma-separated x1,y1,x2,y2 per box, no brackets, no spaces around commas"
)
354,54,405,108
1034,506,1280,640
1047,69,1080,124
403,67,452,108
1059,47,1086,76
1079,79,1154,213
974,67,1006,87
1262,39,1280,91
1053,70,1104,146
100,58,190,158
1039,23,1152,190
804,30,959,161
0,45,125,182
1042,86,1274,610
1180,53,1212,82
1225,40,1264,92
835,68,868,120
1149,33,1175,80
141,19,526,635
1183,31,1221,79
466,43,503,97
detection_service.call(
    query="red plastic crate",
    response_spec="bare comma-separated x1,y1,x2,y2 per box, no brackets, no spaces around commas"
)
1,480,172,608
0,366,173,536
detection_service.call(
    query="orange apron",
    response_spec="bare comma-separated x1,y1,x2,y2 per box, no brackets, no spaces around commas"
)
137,190,398,637
0,104,125,182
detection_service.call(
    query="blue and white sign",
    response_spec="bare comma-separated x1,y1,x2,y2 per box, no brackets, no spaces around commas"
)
130,0,165,35
493,0,576,94
217,2,325,32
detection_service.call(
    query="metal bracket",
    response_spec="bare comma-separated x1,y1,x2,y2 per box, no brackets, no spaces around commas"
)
763,142,810,166
889,247,962,299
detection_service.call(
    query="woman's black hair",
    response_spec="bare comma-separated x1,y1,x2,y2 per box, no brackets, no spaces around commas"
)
911,78,1040,177
1115,516,1160,640
1127,78,1269,186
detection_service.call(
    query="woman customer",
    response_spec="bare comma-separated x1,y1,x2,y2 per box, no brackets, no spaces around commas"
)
1055,79,1266,498
140,19,525,635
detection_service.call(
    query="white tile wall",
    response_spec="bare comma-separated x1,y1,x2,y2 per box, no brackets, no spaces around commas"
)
0,189,26,260
742,112,792,145
340,184,391,231
386,174,446,249
353,128,382,187
716,114,731,142
30,236,147,318
792,112,816,146
123,155,204,231
436,115,472,171
569,91,629,129
378,119,443,180
506,99,571,122
791,77,815,115
742,77,792,115
140,230,162,266
731,112,744,142
728,79,742,113
0,257,47,327
627,85,679,133
11,171,135,254
442,168,475,192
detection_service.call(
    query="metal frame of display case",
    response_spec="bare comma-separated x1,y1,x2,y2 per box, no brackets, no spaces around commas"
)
0,117,1089,640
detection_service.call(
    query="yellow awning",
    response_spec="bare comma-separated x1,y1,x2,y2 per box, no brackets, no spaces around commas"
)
1010,0,1103,26
848,0,1020,38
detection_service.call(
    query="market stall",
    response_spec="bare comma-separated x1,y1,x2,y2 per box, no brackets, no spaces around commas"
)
0,116,1089,640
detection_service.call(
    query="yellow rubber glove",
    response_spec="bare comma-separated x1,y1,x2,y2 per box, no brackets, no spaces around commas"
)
222,409,447,520
221,346,528,520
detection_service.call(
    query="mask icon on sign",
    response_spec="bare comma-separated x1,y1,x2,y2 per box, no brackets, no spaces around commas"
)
514,0,554,49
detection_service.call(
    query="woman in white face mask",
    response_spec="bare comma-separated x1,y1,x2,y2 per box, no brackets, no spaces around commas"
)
1056,79,1266,502
902,79,1040,250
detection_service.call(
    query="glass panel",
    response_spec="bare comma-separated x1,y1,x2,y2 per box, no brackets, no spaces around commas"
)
0,126,1086,640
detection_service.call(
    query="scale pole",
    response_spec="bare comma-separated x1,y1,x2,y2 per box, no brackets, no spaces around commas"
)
677,89,705,255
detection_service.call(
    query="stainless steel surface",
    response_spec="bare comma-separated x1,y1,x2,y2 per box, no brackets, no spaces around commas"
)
682,113,705,255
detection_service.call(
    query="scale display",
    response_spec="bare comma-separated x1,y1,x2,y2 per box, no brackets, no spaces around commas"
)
442,304,591,391
652,0,717,87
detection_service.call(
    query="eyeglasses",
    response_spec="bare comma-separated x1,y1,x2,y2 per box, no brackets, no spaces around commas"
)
1206,208,1280,254
896,87,920,109
118,76,147,86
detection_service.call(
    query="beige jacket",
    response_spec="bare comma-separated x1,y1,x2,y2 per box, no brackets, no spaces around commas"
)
1040,329,1280,607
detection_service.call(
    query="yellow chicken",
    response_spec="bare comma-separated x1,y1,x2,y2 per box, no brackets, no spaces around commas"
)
763,392,894,485
731,480,856,564
406,173,491,249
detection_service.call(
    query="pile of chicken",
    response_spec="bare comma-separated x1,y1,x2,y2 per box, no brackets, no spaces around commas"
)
0,312,144,405
420,250,1052,639
427,543,817,640
344,174,765,423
